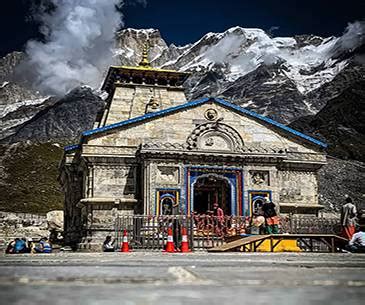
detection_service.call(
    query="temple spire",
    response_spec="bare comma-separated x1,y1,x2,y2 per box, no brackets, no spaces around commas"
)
139,41,151,67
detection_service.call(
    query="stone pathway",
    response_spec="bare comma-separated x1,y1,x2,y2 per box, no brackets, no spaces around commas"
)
1,252,365,305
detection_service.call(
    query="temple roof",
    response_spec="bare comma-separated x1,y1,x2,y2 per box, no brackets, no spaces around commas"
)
101,44,190,94
80,97,327,148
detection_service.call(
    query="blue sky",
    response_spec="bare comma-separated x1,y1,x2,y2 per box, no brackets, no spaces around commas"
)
123,0,365,45
0,0,364,56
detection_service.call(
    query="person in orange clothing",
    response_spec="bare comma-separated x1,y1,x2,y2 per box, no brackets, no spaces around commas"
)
340,197,357,240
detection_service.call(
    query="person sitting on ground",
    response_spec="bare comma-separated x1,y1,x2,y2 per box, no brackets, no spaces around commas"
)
34,237,52,253
14,237,27,254
262,198,279,234
103,235,115,252
5,239,16,254
346,225,365,253
26,238,36,254
22,238,31,253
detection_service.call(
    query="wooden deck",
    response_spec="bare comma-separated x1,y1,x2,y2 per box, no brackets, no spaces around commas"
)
208,234,348,253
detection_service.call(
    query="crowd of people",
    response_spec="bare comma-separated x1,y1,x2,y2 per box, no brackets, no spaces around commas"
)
5,237,52,254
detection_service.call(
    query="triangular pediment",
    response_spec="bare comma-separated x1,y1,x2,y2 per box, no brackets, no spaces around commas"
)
82,97,326,150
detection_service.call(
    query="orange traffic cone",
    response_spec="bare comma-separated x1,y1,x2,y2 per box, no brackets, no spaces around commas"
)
164,227,175,253
180,227,191,253
121,229,130,252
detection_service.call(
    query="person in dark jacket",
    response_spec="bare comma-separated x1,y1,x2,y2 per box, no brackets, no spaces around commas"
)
262,198,279,234
103,236,115,252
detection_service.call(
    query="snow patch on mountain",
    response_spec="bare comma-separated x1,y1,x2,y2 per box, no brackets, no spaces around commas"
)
156,27,352,94
0,97,50,119
284,60,348,94
114,47,135,59
1,81,9,89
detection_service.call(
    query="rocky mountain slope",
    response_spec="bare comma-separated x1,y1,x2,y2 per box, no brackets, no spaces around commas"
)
318,158,365,213
290,80,365,162
3,87,104,143
0,26,364,213
0,52,54,140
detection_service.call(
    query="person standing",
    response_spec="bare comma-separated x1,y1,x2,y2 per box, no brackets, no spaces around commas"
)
340,197,357,240
213,203,224,220
262,198,279,234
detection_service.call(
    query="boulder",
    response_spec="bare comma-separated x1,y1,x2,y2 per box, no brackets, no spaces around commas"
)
47,210,64,231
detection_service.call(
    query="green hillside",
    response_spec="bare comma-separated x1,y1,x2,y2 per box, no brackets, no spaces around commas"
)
0,143,64,214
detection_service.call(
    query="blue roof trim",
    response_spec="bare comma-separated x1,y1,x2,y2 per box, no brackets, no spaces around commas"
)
214,98,327,148
64,144,80,152
82,97,327,148
82,97,210,137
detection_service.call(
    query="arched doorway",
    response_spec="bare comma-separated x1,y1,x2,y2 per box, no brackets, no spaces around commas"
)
157,191,180,215
248,191,271,216
192,175,232,215
161,196,174,215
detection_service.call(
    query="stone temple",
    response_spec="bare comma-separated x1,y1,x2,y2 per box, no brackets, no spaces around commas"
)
59,47,327,247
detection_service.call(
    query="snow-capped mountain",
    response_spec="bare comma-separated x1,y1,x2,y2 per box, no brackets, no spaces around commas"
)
0,26,364,143
159,27,346,94
111,27,364,124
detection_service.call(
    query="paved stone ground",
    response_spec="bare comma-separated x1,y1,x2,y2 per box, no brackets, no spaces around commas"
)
0,252,365,305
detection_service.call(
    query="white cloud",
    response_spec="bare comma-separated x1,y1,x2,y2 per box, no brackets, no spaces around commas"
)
24,0,125,95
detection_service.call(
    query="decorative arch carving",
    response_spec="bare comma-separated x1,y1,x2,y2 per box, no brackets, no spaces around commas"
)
186,122,244,152
193,173,232,188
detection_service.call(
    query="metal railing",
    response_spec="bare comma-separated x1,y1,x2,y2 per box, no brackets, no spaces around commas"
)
280,215,340,234
115,215,193,251
114,214,340,251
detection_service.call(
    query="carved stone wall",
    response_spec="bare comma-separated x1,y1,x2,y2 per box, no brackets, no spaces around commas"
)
156,165,180,184
186,122,244,152
278,171,318,204
144,160,184,215
93,165,136,198
104,85,187,125
249,170,270,186
243,165,279,213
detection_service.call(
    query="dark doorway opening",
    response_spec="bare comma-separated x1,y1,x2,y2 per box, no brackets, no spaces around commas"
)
193,175,231,215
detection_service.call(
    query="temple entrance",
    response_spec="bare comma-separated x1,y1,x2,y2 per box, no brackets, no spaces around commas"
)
193,175,232,215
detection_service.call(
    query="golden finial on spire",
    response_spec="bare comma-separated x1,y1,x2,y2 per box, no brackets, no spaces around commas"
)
139,41,151,67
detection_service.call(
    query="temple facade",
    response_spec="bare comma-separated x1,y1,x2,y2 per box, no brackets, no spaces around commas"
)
59,49,327,247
